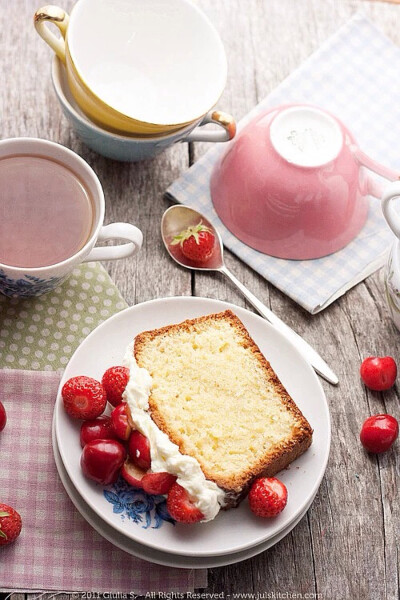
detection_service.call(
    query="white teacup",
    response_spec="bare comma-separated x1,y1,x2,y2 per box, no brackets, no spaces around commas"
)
0,138,142,297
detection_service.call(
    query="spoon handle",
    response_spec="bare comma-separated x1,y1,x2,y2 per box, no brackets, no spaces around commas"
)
219,265,338,385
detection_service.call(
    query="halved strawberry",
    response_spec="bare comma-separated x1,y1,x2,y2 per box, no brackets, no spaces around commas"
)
102,366,130,407
166,483,204,523
110,402,132,441
62,376,107,420
0,504,22,546
121,458,146,488
128,430,151,470
142,472,177,495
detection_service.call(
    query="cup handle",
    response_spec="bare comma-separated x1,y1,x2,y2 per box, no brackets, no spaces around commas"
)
34,5,69,64
83,223,143,262
183,111,236,143
382,182,400,240
353,147,400,199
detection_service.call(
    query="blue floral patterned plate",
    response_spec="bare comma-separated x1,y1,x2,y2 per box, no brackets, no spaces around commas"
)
103,477,175,529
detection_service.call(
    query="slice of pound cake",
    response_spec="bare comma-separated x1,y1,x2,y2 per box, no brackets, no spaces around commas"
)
123,309,312,519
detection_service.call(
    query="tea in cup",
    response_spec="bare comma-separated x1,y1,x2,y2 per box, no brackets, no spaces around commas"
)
0,137,143,297
34,0,227,136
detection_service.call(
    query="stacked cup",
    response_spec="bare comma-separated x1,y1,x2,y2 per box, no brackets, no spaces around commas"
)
34,0,236,161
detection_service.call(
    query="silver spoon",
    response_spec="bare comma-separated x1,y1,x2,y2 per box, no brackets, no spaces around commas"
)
161,204,338,385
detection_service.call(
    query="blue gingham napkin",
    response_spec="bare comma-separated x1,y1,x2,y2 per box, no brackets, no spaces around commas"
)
166,13,400,314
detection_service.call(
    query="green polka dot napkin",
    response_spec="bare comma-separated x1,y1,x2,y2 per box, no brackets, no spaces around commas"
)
0,263,127,371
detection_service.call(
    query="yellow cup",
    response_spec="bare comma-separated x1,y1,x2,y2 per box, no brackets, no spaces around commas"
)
34,0,229,137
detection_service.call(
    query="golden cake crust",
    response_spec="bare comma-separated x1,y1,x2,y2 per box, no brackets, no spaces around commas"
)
134,310,313,503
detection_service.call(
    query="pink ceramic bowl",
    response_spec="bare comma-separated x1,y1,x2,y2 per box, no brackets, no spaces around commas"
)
210,104,399,259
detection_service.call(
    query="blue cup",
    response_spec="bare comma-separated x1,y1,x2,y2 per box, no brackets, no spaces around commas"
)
51,58,236,162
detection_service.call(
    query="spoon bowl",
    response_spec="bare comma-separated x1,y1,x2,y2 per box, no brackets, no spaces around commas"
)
160,204,338,385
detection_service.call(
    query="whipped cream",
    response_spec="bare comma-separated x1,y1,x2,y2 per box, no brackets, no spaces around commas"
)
122,342,226,522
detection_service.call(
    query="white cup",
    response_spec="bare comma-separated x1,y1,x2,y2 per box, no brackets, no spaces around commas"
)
0,137,142,297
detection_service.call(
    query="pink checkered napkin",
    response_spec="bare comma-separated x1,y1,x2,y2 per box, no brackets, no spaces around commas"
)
0,369,207,594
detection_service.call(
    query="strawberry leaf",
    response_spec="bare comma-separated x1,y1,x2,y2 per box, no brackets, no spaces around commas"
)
171,221,212,247
0,511,10,517
170,234,184,246
0,530,7,539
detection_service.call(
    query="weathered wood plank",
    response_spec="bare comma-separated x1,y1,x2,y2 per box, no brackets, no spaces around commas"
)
100,145,192,306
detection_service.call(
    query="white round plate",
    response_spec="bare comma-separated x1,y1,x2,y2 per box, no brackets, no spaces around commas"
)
52,415,316,568
54,296,330,557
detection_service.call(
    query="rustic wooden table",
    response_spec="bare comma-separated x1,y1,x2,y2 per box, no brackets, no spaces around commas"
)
2,0,400,598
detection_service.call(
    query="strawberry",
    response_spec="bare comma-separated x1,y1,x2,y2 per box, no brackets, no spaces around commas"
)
121,459,146,488
360,356,397,391
142,472,177,495
128,430,151,470
360,414,399,453
110,402,132,441
171,221,215,262
62,375,107,420
81,439,126,485
80,415,118,448
166,483,204,523
0,504,22,546
248,477,287,518
102,366,130,407
0,400,6,432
